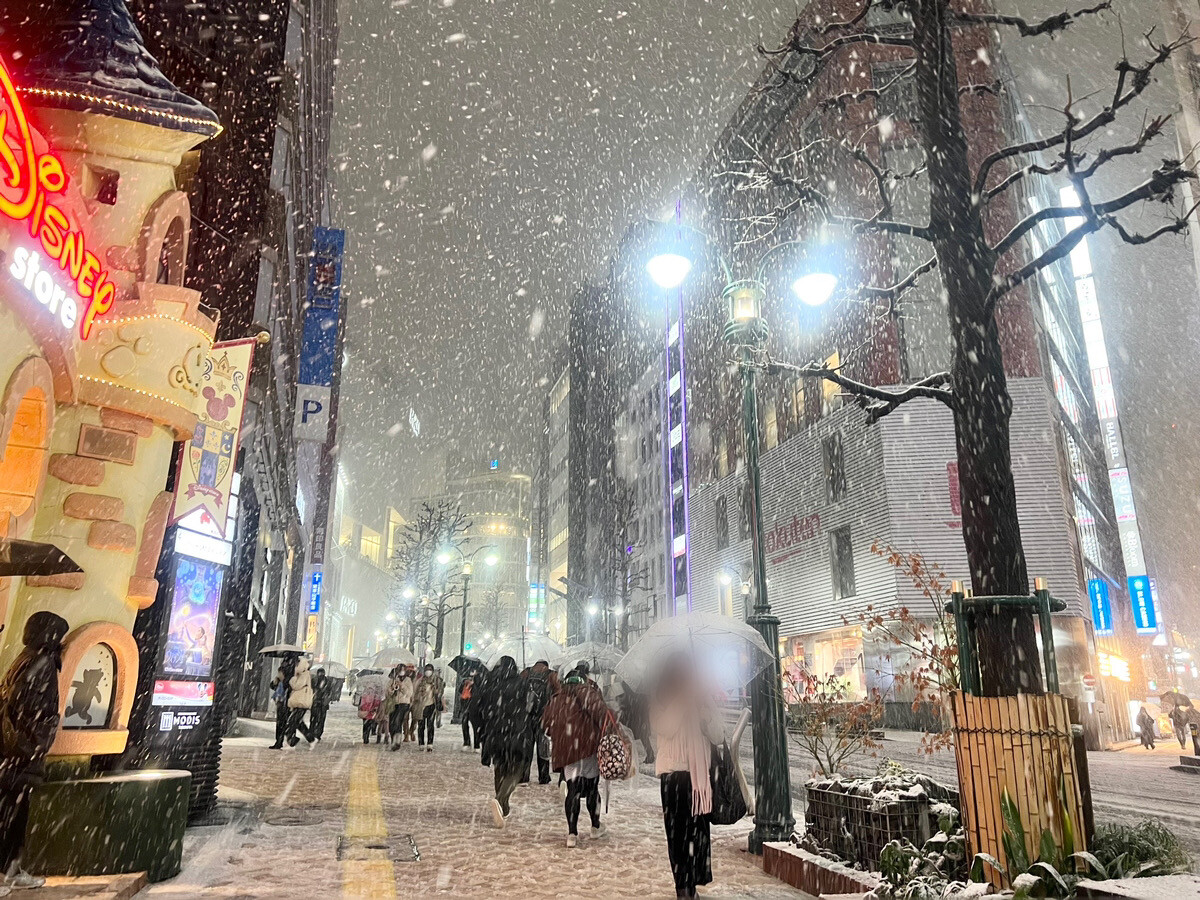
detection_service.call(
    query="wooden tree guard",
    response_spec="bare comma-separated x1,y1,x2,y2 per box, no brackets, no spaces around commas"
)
951,691,1088,888
946,582,1091,889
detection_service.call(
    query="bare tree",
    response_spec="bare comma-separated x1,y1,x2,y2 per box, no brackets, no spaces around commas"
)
600,487,651,649
729,0,1196,694
389,500,471,656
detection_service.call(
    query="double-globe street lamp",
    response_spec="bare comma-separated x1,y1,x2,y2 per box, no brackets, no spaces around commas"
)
646,223,841,853
437,544,499,722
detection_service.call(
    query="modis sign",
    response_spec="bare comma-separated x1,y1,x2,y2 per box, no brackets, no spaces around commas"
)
0,56,116,339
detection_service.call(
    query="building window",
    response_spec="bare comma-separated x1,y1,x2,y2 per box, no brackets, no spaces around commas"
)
718,581,734,617
715,495,730,550
764,397,779,450
822,351,842,415
339,515,356,549
823,433,847,502
830,526,856,600
360,526,381,566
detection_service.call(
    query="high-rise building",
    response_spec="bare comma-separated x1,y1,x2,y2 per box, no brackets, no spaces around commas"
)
130,0,340,711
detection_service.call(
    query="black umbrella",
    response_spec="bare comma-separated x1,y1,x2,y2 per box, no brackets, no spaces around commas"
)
1160,691,1192,708
448,654,486,676
0,539,82,577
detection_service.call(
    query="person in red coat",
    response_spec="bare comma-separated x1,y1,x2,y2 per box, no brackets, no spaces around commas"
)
541,668,608,847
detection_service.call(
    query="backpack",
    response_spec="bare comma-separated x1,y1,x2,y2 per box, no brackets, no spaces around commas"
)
596,711,635,781
358,694,380,721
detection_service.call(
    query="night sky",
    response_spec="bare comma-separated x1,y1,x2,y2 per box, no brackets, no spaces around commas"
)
330,0,799,501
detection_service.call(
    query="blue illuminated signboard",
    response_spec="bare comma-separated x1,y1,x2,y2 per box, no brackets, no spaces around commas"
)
308,571,323,615
489,458,499,470
1128,574,1157,633
1088,578,1112,636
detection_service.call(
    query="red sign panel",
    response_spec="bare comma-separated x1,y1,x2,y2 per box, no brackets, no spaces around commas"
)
0,56,118,339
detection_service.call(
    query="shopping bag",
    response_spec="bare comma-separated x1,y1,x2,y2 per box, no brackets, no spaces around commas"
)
707,740,748,825
597,711,634,781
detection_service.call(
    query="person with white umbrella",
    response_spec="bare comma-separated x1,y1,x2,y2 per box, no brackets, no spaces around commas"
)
650,653,723,900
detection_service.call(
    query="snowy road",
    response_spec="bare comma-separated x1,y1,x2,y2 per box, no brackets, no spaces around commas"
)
136,703,808,900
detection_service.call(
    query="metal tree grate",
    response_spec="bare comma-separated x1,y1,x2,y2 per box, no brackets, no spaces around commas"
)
336,834,420,863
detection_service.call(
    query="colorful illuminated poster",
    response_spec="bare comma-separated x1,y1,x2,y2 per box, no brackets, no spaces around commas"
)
171,339,255,537
162,556,225,678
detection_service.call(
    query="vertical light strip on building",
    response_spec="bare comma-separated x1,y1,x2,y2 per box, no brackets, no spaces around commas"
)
1060,186,1159,634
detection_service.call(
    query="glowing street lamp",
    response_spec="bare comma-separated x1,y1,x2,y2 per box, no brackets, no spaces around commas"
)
644,222,841,855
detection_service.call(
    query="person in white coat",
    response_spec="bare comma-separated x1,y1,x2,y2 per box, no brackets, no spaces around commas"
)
285,657,315,746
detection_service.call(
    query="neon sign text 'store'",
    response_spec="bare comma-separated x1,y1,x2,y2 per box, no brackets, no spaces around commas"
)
0,57,118,340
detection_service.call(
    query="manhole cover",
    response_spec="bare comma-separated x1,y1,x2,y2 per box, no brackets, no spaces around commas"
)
336,834,420,862
264,809,325,827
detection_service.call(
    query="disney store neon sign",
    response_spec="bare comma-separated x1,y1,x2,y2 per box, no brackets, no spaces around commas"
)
0,57,117,340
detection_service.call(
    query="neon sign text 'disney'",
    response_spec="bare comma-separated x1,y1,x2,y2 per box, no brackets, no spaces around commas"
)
0,58,117,339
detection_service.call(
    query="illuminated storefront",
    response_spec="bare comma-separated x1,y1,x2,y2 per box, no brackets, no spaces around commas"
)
0,13,220,772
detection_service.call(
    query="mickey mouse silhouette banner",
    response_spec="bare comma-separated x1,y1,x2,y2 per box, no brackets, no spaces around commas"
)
170,339,256,537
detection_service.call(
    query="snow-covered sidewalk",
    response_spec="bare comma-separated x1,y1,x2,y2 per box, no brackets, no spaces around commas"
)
137,704,810,899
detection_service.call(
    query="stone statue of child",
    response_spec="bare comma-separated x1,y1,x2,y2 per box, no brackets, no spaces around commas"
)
0,611,69,884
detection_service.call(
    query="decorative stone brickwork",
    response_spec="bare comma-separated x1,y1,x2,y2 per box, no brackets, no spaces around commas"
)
26,572,85,591
63,492,124,521
87,521,137,552
99,408,154,438
126,575,158,608
47,453,106,486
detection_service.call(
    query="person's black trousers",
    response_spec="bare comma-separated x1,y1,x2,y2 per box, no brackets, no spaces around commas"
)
536,754,551,784
273,701,289,746
0,769,32,873
418,705,436,745
285,708,312,744
310,704,328,740
494,759,524,816
390,703,410,742
462,717,473,747
565,776,601,835
660,772,712,896
362,719,376,744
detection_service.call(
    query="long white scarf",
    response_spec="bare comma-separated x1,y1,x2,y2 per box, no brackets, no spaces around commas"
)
686,714,712,816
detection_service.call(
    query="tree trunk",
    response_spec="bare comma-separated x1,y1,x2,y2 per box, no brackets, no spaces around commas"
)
434,609,445,658
912,0,1042,695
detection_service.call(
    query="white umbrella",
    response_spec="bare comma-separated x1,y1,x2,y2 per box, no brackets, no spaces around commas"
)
553,642,625,677
315,661,348,679
259,643,305,657
372,646,418,669
485,633,563,669
615,612,773,692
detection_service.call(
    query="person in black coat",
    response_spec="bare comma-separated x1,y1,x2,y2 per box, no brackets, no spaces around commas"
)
0,611,69,881
523,660,554,784
268,654,298,750
481,656,531,827
468,667,490,762
310,668,332,741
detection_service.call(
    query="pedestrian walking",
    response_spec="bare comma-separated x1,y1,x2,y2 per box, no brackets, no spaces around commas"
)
482,656,531,827
650,654,721,900
403,665,419,742
412,663,445,751
355,673,386,744
469,668,490,761
617,683,655,766
1136,705,1157,750
542,668,608,847
388,666,414,750
524,659,554,784
459,674,477,751
0,612,69,890
268,659,295,749
285,657,315,746
1169,704,1189,749
310,667,332,741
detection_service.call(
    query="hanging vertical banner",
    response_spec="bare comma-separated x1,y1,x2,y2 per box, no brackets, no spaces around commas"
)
1088,578,1113,636
170,340,256,537
295,227,347,566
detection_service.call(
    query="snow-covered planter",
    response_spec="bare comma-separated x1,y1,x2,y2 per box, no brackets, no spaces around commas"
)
804,762,960,870
762,842,882,897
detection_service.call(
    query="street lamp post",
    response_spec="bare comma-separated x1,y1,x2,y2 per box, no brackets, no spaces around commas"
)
646,226,838,854
437,545,498,724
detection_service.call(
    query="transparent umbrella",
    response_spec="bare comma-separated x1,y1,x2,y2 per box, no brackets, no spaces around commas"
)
484,634,563,669
372,646,418,669
615,612,773,692
553,642,625,677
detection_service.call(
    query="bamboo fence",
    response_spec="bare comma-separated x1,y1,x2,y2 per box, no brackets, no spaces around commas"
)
950,691,1087,889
